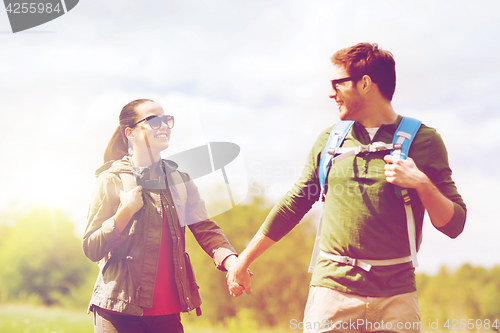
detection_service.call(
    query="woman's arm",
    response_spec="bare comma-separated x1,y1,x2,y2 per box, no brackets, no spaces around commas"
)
82,174,143,262
181,173,237,271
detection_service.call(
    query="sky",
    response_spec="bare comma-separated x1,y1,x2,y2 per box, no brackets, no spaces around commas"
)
0,0,499,275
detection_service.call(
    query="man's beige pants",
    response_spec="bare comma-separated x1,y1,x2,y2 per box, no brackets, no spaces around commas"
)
302,286,422,333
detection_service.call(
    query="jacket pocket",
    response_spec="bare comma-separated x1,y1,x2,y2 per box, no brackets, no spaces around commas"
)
109,216,144,265
184,252,202,306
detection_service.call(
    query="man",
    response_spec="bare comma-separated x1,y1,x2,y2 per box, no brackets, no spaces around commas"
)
226,43,466,333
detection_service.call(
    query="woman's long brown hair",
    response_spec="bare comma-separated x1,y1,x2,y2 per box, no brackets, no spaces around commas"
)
103,99,154,163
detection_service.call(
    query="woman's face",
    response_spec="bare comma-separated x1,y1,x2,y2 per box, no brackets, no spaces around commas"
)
127,101,172,155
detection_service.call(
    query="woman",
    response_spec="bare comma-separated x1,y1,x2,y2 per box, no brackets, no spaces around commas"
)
83,99,243,333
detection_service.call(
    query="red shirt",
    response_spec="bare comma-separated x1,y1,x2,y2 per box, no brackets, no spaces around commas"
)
143,205,182,316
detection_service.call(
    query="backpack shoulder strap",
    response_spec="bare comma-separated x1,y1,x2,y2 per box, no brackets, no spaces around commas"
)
119,172,137,192
309,120,353,273
119,168,188,228
318,120,354,194
390,116,422,199
390,116,422,267
391,116,422,160
119,164,187,210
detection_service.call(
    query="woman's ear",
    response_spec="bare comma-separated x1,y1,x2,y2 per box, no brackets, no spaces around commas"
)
125,127,135,141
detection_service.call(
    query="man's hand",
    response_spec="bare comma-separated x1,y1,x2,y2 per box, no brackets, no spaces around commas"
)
226,257,253,297
383,155,427,189
225,230,276,297
384,154,454,228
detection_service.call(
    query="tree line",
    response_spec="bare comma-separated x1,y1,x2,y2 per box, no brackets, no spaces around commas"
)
0,201,498,330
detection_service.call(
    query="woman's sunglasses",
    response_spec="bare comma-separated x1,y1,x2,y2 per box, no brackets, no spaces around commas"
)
132,115,174,130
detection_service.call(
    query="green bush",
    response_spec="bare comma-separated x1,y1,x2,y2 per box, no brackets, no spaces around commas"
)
0,207,96,307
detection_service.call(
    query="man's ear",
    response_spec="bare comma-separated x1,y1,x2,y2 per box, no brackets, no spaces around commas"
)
358,74,373,95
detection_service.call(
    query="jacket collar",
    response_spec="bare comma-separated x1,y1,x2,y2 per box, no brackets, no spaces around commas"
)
95,155,180,179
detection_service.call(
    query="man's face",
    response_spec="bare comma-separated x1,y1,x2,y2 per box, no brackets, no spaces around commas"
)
329,65,364,121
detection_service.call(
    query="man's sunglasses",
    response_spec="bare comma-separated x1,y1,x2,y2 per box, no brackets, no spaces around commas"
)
133,115,174,130
331,75,364,93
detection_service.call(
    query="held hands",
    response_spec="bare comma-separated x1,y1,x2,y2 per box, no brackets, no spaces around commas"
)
119,185,144,214
225,256,253,297
383,155,428,190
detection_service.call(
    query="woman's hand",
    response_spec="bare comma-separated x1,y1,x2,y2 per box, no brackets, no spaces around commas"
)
226,256,253,297
119,185,144,214
114,186,143,235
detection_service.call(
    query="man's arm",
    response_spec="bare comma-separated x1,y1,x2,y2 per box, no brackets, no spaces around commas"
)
383,155,454,228
225,128,332,296
226,230,276,297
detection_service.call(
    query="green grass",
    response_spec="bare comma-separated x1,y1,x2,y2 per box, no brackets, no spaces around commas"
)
4,303,494,333
0,304,93,333
0,304,292,333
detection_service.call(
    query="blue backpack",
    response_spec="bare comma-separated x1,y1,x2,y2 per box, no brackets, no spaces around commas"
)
309,117,422,273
